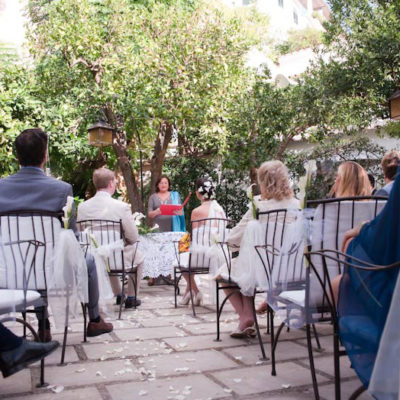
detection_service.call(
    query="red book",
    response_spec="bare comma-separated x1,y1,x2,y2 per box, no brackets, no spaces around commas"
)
160,193,191,216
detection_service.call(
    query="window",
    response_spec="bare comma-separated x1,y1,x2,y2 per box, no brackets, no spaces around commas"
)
278,0,284,7
293,10,298,24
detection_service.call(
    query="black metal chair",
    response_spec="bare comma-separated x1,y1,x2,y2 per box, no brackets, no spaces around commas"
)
0,210,87,366
215,209,300,362
0,237,51,387
77,219,139,320
174,217,232,317
305,249,400,400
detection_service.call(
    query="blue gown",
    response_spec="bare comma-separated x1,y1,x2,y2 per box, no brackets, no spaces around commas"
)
338,167,400,388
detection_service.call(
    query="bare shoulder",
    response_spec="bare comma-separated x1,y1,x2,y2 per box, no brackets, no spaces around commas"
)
191,204,208,222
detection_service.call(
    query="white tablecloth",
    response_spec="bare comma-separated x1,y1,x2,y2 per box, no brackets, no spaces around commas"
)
139,232,183,278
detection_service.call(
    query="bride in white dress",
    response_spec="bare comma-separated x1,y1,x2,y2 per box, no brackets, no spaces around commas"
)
179,178,227,306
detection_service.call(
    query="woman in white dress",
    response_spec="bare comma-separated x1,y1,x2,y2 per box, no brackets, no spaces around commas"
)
179,178,227,306
221,160,300,337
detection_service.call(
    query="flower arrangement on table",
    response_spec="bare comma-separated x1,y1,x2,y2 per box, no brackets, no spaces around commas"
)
132,212,160,235
246,184,258,219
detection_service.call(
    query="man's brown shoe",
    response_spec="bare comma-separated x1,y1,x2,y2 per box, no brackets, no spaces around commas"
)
86,318,113,337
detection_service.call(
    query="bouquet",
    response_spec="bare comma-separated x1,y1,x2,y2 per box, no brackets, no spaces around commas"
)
132,212,160,235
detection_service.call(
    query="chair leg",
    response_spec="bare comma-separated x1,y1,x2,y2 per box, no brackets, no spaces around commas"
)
312,323,322,350
306,323,320,400
174,268,178,308
81,303,87,343
188,271,196,317
60,326,68,365
349,385,366,400
216,282,221,341
266,308,270,334
271,321,287,376
333,328,341,400
119,273,125,320
270,310,277,376
251,296,267,360
38,313,46,387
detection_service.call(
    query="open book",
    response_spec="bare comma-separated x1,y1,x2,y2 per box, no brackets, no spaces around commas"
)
160,193,191,216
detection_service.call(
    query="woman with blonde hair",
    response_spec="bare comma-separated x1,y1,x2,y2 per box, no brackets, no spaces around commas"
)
219,160,300,337
329,161,372,198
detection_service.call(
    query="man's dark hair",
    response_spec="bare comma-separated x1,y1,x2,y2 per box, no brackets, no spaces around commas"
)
15,128,48,166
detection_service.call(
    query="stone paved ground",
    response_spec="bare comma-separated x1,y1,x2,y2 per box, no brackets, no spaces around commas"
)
0,282,373,400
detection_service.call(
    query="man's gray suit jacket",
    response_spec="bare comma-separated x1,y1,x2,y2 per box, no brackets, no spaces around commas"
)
0,167,99,319
0,167,72,218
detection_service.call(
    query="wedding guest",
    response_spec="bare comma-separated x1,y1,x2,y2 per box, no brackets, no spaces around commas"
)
328,161,372,198
78,167,145,308
0,322,59,378
0,129,113,339
331,166,400,390
178,177,226,306
147,175,185,285
221,160,300,337
375,150,400,197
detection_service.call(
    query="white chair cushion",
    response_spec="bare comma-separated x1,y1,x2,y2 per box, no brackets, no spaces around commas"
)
278,290,305,307
0,289,41,314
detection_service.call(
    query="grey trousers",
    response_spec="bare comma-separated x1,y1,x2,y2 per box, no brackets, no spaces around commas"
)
38,253,100,322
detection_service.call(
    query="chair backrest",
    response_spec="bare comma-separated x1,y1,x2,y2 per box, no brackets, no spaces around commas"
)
189,217,233,269
77,219,125,271
255,208,304,285
0,211,63,290
306,196,387,309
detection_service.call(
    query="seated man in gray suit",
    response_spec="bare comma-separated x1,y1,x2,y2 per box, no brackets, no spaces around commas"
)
0,128,113,340
78,168,144,308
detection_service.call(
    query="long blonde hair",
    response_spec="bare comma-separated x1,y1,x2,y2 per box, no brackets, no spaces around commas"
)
257,160,293,201
330,161,372,198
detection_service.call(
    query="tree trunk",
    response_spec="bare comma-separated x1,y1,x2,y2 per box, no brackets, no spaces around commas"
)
104,106,143,212
150,120,174,193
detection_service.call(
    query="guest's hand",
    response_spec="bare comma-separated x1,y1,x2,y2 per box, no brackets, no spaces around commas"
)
341,223,364,252
156,208,161,216
173,209,183,216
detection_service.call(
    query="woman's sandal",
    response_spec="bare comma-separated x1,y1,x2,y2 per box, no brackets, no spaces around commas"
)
256,301,269,315
230,325,256,338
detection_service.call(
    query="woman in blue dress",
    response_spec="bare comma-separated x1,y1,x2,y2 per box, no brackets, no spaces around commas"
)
337,166,400,393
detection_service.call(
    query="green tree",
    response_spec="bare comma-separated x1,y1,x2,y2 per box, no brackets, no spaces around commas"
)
26,0,257,211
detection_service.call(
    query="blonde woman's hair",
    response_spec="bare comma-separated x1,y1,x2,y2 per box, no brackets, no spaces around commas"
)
257,160,293,201
93,167,115,190
331,161,372,198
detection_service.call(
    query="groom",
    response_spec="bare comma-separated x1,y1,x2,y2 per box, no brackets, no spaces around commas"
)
0,128,113,339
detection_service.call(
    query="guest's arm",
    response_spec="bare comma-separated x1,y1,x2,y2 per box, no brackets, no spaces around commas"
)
147,194,161,219
121,203,139,244
341,221,368,253
226,209,253,248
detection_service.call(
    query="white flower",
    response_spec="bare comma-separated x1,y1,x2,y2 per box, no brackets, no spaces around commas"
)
150,224,159,231
62,196,74,229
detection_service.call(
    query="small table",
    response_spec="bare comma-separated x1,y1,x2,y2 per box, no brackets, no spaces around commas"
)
139,232,183,279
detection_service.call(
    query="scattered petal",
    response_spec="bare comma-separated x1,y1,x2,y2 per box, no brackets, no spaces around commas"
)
75,368,86,373
234,356,243,361
51,385,64,394
282,384,291,389
233,378,242,383
174,367,189,372
224,388,233,393
138,390,148,396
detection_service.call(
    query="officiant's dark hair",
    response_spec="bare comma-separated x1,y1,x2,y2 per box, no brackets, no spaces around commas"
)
15,128,48,166
155,175,171,192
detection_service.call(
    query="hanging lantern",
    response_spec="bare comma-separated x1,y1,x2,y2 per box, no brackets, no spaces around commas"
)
389,90,400,120
87,120,113,146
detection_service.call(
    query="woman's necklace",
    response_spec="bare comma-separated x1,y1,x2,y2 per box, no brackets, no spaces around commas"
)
158,192,170,204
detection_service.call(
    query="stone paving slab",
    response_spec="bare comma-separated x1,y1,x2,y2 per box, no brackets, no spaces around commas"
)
221,341,307,366
106,374,229,399
11,387,101,400
0,368,32,396
138,349,238,377
83,339,167,360
113,326,186,341
319,379,373,400
42,358,143,387
209,362,329,396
